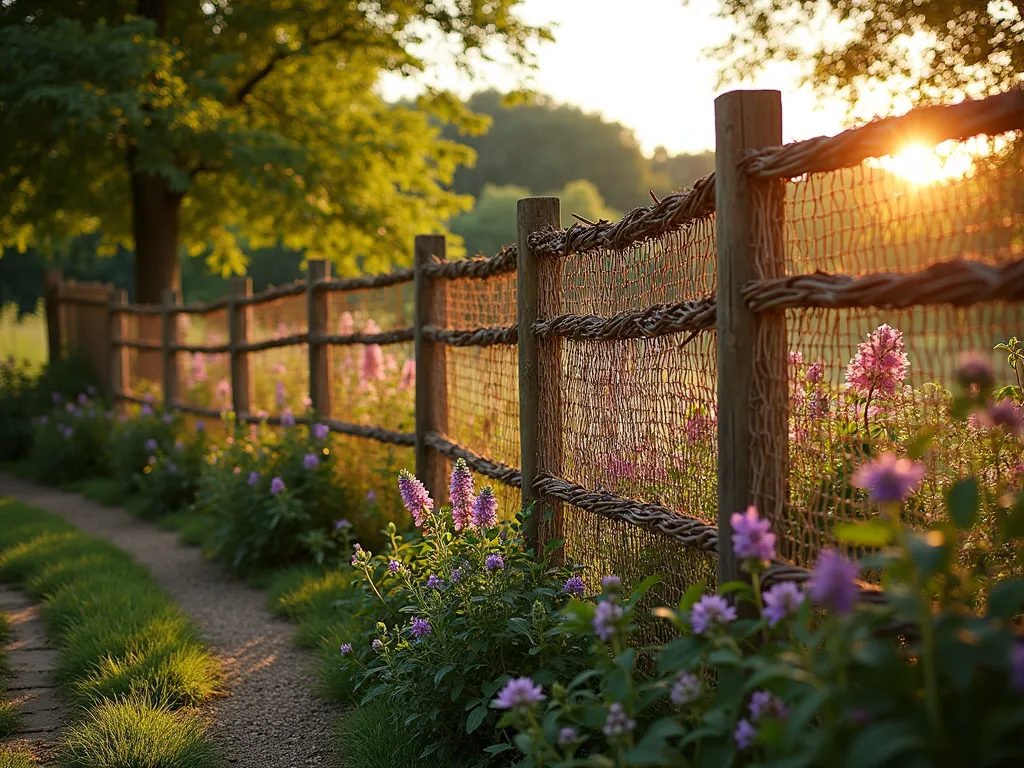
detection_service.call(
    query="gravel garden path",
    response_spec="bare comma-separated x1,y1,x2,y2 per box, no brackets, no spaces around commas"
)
0,473,339,767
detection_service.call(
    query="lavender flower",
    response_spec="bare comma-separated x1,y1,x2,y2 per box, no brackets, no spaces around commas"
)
471,486,498,529
371,639,383,651
388,559,402,574
145,438,158,452
808,549,859,615
339,643,353,655
557,727,578,746
77,393,88,405
749,691,788,720
734,719,757,750
601,575,622,594
844,323,910,398
449,458,475,531
410,617,432,639
195,420,205,432
248,471,260,486
334,519,352,532
956,351,995,392
485,553,505,571
275,380,286,409
140,404,153,416
281,409,296,428
426,574,443,590
762,581,804,626
690,594,738,635
563,576,585,597
162,413,173,424
312,423,329,441
366,490,377,503
303,452,320,470
602,703,635,738
398,470,433,526
670,672,702,706
493,677,545,710
852,452,925,504
270,476,286,495
806,360,824,384
1011,644,1024,693
450,567,463,584
730,505,776,563
593,600,624,641
981,399,1024,436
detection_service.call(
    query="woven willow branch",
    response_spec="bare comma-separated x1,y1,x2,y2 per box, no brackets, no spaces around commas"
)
422,324,519,347
534,299,716,341
237,281,306,306
169,342,231,354
422,246,517,280
743,257,1024,314
236,333,308,353
316,268,414,293
528,174,716,257
317,328,415,346
742,87,1024,180
322,418,416,446
423,431,523,487
532,472,719,551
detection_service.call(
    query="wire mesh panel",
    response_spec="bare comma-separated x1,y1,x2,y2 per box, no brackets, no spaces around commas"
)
247,293,309,416
750,133,1024,569
178,308,231,412
124,309,163,397
538,218,719,593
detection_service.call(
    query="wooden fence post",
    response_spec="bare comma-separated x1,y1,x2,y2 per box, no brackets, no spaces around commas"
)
714,90,785,586
307,260,333,418
517,196,561,555
414,234,449,504
109,289,130,402
43,269,63,363
229,277,254,418
161,289,181,409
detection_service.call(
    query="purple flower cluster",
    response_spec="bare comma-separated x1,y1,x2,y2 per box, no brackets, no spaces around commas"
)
601,575,622,594
449,459,475,531
670,672,702,706
275,380,286,409
145,438,158,452
593,600,624,641
690,594,737,635
806,359,824,384
602,703,635,738
736,691,789,750
270,476,286,495
339,643,353,655
762,581,804,626
982,399,1024,436
852,452,925,504
557,727,578,746
493,677,545,710
281,409,296,428
471,487,498,529
334,519,352,532
312,423,330,441
956,351,995,392
808,549,859,614
388,559,402,574
563,575,585,597
248,471,260,487
303,452,320,470
844,323,910,398
410,616,432,639
426,574,443,590
730,506,776,563
398,470,433,526
485,553,505,571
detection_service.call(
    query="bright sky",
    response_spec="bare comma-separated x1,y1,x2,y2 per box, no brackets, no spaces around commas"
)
379,0,908,156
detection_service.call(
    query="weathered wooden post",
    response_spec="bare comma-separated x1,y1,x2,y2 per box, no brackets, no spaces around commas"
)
414,234,449,503
307,260,333,419
714,90,786,585
109,289,130,401
43,269,63,363
228,277,254,418
161,289,181,409
517,196,562,556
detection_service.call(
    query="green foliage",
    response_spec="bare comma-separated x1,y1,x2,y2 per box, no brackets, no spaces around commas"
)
0,610,16,738
107,402,180,495
0,752,35,768
29,390,112,485
702,0,1023,102
0,1,549,277
129,419,208,519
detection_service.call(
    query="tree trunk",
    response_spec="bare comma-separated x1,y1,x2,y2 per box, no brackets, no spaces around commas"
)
131,172,182,304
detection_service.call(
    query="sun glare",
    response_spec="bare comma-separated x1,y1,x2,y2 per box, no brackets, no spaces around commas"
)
878,141,977,185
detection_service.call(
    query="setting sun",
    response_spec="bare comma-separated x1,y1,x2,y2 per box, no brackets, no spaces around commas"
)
878,141,977,185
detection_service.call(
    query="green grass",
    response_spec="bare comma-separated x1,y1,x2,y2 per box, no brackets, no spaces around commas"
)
0,497,221,767
0,302,47,372
0,610,17,738
0,751,37,768
66,477,130,508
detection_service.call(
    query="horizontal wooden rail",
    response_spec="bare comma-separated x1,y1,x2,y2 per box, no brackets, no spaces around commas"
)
171,402,225,419
58,295,109,308
422,324,518,347
421,247,517,280
236,282,307,307
534,299,716,341
236,333,309,353
114,392,152,405
422,431,522,487
317,328,415,346
112,338,163,351
169,342,232,354
322,418,415,446
120,305,163,316
316,269,414,292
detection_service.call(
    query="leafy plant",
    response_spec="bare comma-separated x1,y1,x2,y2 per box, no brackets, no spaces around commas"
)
29,390,112,485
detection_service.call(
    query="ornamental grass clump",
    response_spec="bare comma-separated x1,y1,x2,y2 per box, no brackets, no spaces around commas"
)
335,463,591,761
495,372,1024,767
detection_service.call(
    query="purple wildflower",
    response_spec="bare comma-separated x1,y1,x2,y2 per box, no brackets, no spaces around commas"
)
398,470,433,526
690,594,738,635
87,385,97,396
956,351,995,392
140,404,153,416
485,553,505,571
248,471,260,486
270,476,286,495
145,438,158,452
77,393,88,405
195,420,205,432
162,413,173,424
762,581,804,626
312,423,329,441
65,402,74,413
852,452,926,504
493,677,545,710
339,643,353,655
602,703,635,738
60,426,73,438
749,691,788,721
371,639,383,651
601,575,622,594
281,409,296,428
450,568,463,584
449,458,476,531
366,490,377,503
471,486,498,529
557,727,578,746
563,576,585,597
593,600,624,641
730,505,776,563
808,549,859,615
734,719,757,750
1011,644,1024,693
410,617,432,639
670,672,702,706
981,399,1024,436
806,360,824,384
303,452,320,470
426,574,443,590
334,519,352,532
388,559,402,574
845,323,909,398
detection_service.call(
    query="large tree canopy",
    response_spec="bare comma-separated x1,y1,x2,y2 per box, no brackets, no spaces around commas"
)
0,1,547,301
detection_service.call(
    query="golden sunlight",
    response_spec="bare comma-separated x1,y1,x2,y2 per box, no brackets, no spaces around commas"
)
877,141,977,185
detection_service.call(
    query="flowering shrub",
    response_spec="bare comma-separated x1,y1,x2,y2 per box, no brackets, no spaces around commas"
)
108,401,181,495
195,416,353,570
132,426,208,519
29,390,111,484
335,461,592,760
493,359,1024,767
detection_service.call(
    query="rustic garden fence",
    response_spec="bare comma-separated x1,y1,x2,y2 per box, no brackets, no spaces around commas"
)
46,87,1024,599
